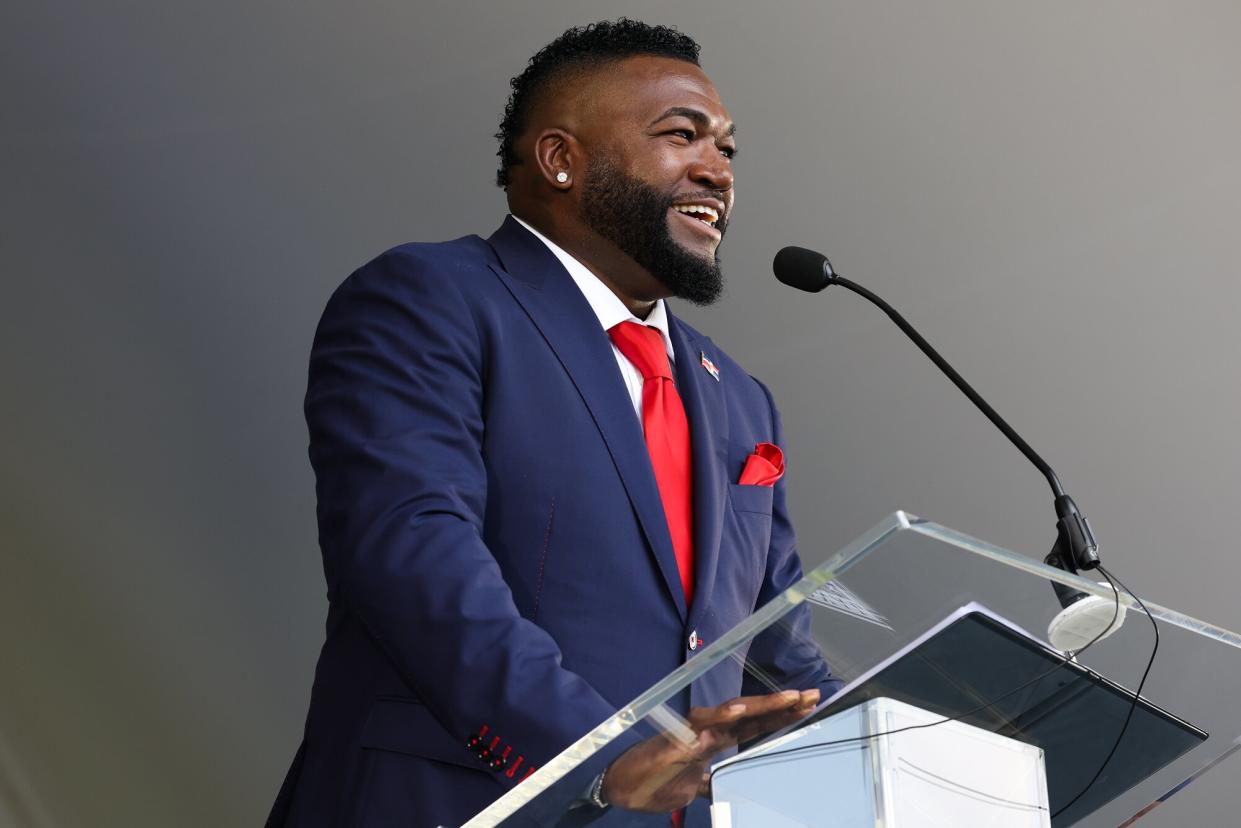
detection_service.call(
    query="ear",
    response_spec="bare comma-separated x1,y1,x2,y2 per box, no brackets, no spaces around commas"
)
533,128,576,190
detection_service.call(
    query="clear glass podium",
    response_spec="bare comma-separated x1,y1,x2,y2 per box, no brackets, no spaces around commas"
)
461,513,1241,827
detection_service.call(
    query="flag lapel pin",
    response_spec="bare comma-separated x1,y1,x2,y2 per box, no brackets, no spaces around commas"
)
700,351,720,381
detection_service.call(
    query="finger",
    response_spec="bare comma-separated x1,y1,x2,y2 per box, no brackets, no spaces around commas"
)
739,689,803,710
692,687,821,721
696,689,812,737
688,700,752,729
729,704,817,744
751,701,815,729
690,689,825,750
713,689,803,721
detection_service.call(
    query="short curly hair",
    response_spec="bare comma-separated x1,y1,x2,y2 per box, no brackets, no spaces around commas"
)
495,19,701,189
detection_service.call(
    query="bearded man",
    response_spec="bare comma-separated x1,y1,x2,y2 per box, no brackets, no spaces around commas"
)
268,19,842,828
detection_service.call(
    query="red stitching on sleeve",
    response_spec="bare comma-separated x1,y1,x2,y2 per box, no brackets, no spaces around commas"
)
489,736,501,750
521,765,537,782
505,756,524,778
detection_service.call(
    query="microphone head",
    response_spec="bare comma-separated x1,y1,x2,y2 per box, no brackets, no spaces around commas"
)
773,246,836,292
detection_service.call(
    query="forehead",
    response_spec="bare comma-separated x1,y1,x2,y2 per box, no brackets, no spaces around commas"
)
577,55,732,129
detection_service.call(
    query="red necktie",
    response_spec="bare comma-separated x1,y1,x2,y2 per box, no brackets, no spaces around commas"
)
608,321,695,606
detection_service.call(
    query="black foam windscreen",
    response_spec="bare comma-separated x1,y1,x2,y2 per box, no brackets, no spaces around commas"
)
773,246,835,292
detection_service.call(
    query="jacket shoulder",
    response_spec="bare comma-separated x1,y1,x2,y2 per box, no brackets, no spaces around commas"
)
342,234,499,296
311,234,506,353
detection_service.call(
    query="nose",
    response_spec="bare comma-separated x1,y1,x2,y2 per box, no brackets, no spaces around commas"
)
688,149,734,193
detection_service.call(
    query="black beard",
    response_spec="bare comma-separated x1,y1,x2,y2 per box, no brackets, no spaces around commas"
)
579,158,726,306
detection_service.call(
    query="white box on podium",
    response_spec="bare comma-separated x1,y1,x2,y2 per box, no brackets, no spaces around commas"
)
710,696,1050,828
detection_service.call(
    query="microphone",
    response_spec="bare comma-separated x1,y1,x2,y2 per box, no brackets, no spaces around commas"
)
773,246,837,292
774,246,1109,647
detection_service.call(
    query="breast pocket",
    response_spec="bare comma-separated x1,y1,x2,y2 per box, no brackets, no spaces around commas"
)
727,482,774,516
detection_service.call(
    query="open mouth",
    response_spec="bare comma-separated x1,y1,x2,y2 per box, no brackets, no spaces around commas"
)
671,203,721,229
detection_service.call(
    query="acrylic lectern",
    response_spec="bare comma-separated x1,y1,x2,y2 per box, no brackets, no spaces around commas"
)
455,513,1241,827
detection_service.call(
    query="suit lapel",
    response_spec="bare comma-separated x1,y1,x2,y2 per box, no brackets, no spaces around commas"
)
486,217,689,621
669,314,730,630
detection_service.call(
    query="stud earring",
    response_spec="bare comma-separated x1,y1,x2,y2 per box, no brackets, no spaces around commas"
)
555,171,569,183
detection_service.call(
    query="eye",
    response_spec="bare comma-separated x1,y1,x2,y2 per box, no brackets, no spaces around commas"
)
667,128,695,141
720,146,738,160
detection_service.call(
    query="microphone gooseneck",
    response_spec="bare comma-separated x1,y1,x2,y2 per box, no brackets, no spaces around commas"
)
774,246,1159,821
773,245,1100,575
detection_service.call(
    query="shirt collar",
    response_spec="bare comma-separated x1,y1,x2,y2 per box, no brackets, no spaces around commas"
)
512,214,675,362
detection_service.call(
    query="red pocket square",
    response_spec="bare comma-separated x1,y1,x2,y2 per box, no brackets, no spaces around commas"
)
738,442,784,487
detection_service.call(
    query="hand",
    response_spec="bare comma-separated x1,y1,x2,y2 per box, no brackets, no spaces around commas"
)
600,688,819,812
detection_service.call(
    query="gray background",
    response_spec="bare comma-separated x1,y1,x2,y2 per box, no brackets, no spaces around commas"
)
2,1,1239,825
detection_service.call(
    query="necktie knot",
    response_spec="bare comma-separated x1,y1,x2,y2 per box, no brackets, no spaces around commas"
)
608,320,672,381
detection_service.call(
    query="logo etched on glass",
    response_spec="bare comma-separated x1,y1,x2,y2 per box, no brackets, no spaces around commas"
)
806,581,892,629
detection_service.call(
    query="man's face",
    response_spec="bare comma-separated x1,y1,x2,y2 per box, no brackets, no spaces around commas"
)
575,57,737,305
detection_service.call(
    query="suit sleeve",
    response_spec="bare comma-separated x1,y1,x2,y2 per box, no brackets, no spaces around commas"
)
306,248,633,790
740,377,847,701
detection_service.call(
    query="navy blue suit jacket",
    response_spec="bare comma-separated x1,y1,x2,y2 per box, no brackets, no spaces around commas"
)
268,217,841,827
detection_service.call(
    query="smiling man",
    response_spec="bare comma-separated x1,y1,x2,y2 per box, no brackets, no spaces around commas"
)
268,19,841,828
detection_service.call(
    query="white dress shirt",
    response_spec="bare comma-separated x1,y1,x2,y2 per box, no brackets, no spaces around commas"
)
512,215,676,425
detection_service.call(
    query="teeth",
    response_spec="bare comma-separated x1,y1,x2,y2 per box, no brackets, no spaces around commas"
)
673,204,720,226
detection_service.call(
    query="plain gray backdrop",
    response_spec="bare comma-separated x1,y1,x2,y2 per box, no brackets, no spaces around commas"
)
2,1,1239,825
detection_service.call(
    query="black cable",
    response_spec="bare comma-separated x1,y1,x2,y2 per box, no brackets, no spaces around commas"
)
1050,564,1160,819
709,584,1121,790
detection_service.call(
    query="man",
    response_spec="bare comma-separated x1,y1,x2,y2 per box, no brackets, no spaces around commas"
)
269,19,842,828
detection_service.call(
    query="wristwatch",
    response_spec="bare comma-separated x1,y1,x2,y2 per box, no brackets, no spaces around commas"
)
587,766,609,809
